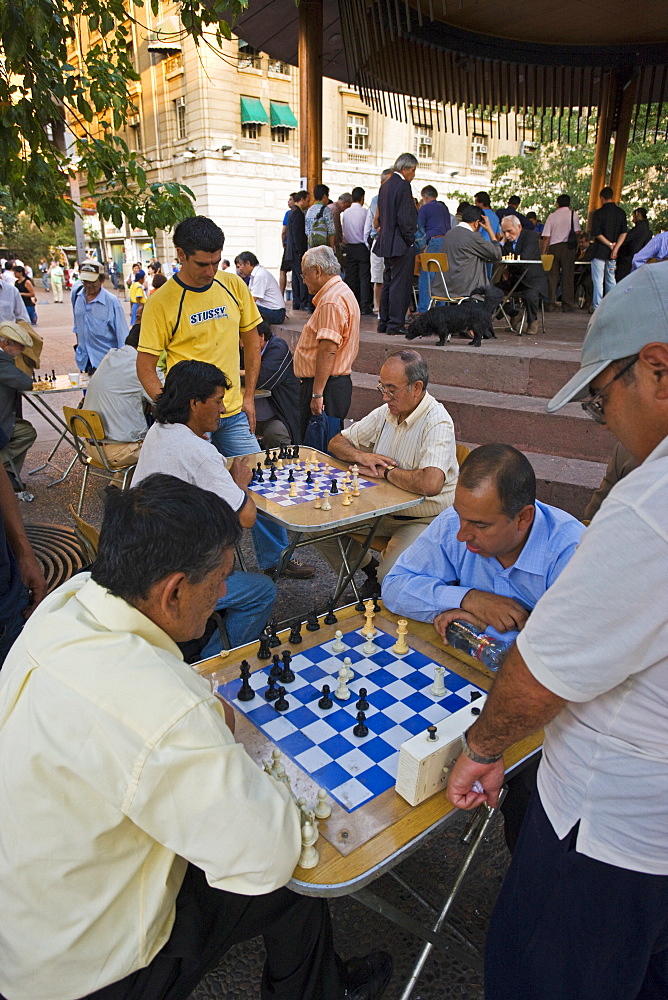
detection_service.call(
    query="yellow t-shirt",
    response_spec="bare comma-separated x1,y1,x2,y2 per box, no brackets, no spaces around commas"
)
129,281,146,304
138,273,262,417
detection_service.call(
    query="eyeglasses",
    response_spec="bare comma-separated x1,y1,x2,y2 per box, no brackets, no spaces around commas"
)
581,356,638,424
376,381,413,400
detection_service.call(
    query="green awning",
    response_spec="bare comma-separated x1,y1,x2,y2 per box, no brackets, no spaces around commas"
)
240,97,269,125
269,102,298,129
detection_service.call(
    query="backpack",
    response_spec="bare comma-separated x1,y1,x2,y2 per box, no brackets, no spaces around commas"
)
308,204,329,248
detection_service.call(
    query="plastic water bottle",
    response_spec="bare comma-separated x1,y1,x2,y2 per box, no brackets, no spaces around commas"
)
445,620,511,672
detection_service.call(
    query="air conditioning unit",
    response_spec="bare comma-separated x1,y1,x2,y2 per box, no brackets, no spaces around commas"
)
175,96,186,108
474,143,487,153
128,114,141,128
356,126,369,135
420,136,433,146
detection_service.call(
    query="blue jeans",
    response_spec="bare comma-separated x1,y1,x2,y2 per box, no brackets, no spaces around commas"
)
198,570,276,653
211,411,290,570
417,236,445,312
591,257,616,308
25,304,37,325
130,301,141,324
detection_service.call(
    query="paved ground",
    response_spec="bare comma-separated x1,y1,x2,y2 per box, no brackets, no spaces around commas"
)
17,286,525,999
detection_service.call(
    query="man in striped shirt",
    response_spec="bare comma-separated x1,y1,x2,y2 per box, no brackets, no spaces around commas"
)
316,349,457,596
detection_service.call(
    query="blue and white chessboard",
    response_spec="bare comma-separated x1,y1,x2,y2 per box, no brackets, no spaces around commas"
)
247,464,376,507
217,628,485,812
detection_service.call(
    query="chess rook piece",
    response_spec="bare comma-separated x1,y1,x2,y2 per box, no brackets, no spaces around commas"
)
430,664,447,698
392,619,409,656
306,607,320,632
318,684,333,709
335,667,350,700
289,483,297,497
356,687,369,711
288,619,303,644
274,686,289,712
353,711,369,738
265,676,280,701
313,494,322,509
324,600,338,626
257,632,272,660
237,660,255,701
321,495,331,511
314,788,332,820
331,629,345,654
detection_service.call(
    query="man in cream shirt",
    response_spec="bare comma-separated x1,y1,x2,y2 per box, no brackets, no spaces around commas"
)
0,475,390,1000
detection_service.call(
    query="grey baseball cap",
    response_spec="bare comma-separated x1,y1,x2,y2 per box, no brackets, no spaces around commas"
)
547,261,668,412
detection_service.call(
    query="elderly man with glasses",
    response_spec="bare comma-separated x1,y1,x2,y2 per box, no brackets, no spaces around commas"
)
445,263,668,1000
315,349,457,598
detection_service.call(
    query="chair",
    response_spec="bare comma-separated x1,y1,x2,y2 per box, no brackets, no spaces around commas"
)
68,504,100,564
512,254,554,336
63,406,137,517
456,443,471,466
418,253,470,308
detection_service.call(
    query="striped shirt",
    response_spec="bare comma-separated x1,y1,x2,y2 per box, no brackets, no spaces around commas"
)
342,392,457,518
293,275,360,378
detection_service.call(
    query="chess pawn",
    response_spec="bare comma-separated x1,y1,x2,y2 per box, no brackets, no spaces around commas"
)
269,748,283,776
335,667,350,700
289,483,297,497
321,495,331,511
305,460,311,472
313,493,322,509
342,656,354,681
314,787,331,820
298,818,319,869
277,458,283,470
324,463,330,474
331,630,345,654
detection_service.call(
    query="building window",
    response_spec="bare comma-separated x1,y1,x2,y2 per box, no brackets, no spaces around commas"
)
134,126,143,153
414,128,433,160
164,52,183,76
242,122,260,139
268,58,289,75
174,97,186,139
471,134,488,167
271,126,290,143
238,40,262,69
347,113,369,151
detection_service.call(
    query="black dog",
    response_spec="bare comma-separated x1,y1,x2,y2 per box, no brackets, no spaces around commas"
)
404,286,504,347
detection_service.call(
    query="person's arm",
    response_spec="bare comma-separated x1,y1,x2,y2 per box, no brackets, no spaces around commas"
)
239,326,260,434
24,278,36,300
610,231,627,260
328,430,396,475
228,457,257,528
0,463,46,614
479,215,501,243
632,235,661,270
474,231,503,261
381,464,445,496
310,338,338,416
136,351,163,401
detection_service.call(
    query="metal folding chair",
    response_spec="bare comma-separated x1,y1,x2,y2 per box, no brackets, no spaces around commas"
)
418,253,470,309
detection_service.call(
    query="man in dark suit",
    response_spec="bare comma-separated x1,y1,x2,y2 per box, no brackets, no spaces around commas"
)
498,215,548,336
374,152,418,336
287,190,310,311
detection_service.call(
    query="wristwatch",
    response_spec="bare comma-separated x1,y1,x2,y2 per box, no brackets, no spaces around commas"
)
460,727,503,764
311,393,324,399
383,465,395,480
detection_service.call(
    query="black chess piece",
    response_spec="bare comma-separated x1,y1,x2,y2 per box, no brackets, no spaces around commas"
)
269,467,277,483
306,607,320,632
355,688,369,711
292,446,299,460
237,661,255,701
267,619,280,648
270,654,282,678
250,468,257,483
256,462,263,473
265,676,280,701
274,686,289,712
271,451,278,464
318,684,333,710
257,632,272,660
305,470,313,485
51,369,56,381
330,479,338,494
256,469,264,483
264,449,272,466
471,705,481,716
470,690,483,702
354,597,367,613
287,469,294,483
279,650,295,684
288,619,302,644
353,710,369,738
323,598,338,625
427,725,438,741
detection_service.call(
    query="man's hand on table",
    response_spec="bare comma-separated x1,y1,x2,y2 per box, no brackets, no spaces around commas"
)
230,457,252,489
461,589,529,633
447,753,505,810
352,453,396,479
433,608,487,641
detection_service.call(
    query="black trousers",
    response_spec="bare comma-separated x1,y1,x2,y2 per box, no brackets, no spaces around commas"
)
486,792,668,1000
379,248,416,333
520,285,541,324
291,259,311,311
299,375,352,441
78,863,344,1000
344,243,373,312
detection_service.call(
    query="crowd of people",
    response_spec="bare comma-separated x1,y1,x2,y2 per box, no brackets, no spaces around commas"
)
0,173,665,1000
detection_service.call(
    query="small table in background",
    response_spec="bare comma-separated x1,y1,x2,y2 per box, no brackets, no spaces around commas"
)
23,375,88,486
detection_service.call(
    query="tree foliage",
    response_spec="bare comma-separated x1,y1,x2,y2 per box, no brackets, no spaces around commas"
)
0,0,247,234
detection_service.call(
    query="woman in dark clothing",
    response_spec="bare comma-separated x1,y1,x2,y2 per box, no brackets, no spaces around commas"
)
12,266,37,325
616,207,652,280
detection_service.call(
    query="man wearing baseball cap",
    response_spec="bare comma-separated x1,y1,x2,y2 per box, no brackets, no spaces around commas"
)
446,263,668,1000
0,321,37,494
73,261,128,373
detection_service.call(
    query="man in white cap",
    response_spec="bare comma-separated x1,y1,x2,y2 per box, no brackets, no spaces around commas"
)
0,321,36,493
445,262,668,1000
72,261,128,373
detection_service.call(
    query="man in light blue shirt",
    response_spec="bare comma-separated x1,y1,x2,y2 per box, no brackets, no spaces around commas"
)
382,443,584,647
72,261,128,372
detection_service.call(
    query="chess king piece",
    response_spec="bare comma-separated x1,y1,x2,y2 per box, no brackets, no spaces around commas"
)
392,619,409,656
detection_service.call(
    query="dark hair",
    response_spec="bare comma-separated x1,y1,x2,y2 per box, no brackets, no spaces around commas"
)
125,325,141,348
235,251,259,267
290,191,300,200
456,201,471,215
556,194,571,208
634,207,648,219
313,184,329,200
526,211,538,220
155,360,232,425
173,215,225,256
387,349,429,390
600,186,614,200
508,195,521,206
421,185,438,199
461,205,484,224
222,259,230,268
458,444,536,518
91,473,242,603
294,190,309,203
257,320,273,341
152,273,167,289
351,186,365,202
13,265,26,276
474,191,491,208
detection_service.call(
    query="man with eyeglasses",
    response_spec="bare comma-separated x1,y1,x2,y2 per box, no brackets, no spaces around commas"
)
315,350,457,598
445,262,668,1000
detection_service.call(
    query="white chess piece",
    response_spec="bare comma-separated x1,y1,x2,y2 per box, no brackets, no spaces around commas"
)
430,664,447,698
331,630,345,654
392,619,409,656
298,818,319,869
314,788,332,820
270,748,282,776
361,635,378,656
342,656,354,680
335,667,350,700
321,495,332,511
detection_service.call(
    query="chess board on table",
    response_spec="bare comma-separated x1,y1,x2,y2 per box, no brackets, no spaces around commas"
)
217,627,485,817
247,462,376,508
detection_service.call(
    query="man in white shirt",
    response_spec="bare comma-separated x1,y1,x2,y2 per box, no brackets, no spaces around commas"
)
235,251,286,325
342,186,373,314
133,360,276,650
0,474,392,1000
0,280,29,324
83,326,155,467
446,262,668,1000
540,193,582,311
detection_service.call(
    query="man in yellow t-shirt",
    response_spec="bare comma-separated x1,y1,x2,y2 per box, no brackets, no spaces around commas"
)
137,215,314,579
